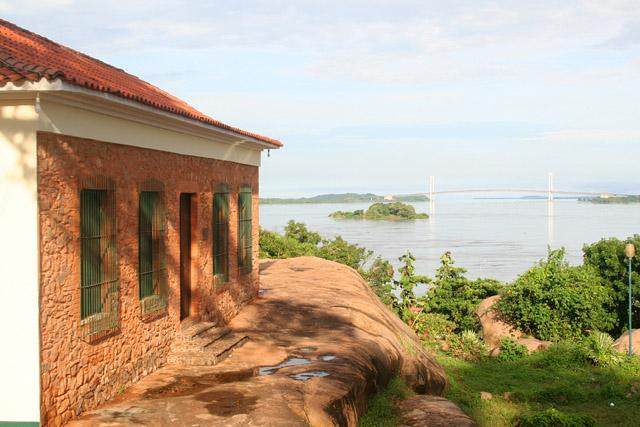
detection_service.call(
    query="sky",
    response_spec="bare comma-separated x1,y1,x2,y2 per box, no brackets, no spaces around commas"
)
3,0,639,197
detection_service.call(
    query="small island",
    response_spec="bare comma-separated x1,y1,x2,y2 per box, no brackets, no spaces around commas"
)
329,202,429,220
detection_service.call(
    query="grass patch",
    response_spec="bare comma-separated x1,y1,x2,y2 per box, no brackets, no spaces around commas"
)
436,344,640,427
358,376,413,427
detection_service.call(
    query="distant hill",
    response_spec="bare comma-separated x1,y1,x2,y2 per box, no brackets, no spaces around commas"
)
260,193,429,205
579,195,640,204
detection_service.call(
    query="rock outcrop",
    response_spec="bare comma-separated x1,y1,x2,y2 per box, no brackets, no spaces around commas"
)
397,395,476,426
614,329,640,355
70,256,448,426
476,295,551,355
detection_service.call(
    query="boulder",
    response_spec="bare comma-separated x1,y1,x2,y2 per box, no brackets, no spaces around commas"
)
476,295,551,355
397,395,476,427
614,329,640,355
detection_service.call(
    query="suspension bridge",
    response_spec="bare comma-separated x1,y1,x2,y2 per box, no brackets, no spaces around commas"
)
426,173,627,201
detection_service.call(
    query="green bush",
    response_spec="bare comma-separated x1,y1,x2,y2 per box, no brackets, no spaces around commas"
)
583,235,640,334
362,256,395,306
518,408,595,427
415,312,456,340
582,331,623,367
424,252,502,332
448,330,487,361
392,252,431,322
496,248,616,341
496,337,528,362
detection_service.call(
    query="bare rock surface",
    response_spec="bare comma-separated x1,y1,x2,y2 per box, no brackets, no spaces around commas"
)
614,329,640,355
476,295,551,355
68,257,447,426
397,395,476,427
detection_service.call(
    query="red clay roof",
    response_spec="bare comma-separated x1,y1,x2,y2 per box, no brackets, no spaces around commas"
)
0,19,282,147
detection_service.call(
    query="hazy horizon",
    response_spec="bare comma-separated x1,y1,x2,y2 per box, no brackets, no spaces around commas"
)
4,1,639,197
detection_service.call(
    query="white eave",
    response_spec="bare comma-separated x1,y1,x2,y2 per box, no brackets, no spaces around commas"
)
0,77,280,151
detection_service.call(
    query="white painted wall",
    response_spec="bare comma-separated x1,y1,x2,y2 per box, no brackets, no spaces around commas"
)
0,100,40,422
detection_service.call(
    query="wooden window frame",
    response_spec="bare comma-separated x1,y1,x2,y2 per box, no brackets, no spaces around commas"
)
138,179,168,319
238,185,253,275
213,183,230,283
79,176,119,340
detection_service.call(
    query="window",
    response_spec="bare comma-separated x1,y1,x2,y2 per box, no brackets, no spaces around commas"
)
139,181,167,316
213,183,230,282
238,185,253,274
79,177,118,338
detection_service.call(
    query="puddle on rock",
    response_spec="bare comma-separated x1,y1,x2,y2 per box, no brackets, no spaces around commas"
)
299,346,318,352
319,355,337,361
258,357,311,376
144,368,256,399
289,371,330,381
258,288,270,296
196,390,258,416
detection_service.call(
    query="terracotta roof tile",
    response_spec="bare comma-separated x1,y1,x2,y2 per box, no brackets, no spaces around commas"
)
0,19,281,147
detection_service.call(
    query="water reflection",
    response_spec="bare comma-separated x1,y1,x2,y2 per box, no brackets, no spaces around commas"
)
547,201,555,248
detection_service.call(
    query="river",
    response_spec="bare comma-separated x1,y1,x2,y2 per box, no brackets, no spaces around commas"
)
260,198,639,283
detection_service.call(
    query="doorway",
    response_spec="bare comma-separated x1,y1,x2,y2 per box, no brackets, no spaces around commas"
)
179,193,193,320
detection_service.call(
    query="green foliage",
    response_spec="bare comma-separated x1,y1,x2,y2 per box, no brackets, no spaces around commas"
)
283,220,321,245
415,312,456,340
330,202,428,220
438,344,640,427
315,235,373,270
448,330,487,361
496,248,616,341
362,256,396,306
392,252,431,323
358,376,413,427
582,331,624,367
424,252,502,333
583,235,640,334
518,408,595,427
258,228,317,258
496,337,528,362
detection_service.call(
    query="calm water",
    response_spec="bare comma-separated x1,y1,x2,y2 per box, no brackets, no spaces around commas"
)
260,199,639,283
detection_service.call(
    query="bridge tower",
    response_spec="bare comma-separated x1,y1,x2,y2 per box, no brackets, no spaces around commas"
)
548,172,554,201
429,176,435,201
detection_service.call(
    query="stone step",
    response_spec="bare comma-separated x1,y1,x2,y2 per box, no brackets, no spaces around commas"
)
167,333,249,366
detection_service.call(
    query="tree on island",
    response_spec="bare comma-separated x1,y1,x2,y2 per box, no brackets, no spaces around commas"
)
329,202,429,220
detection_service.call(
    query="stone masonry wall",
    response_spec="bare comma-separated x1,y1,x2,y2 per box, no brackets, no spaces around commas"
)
37,131,260,426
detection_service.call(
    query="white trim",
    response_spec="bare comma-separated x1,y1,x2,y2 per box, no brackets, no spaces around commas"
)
0,78,281,151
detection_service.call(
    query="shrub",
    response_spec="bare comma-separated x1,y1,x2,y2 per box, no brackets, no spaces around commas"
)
497,337,528,362
496,248,616,341
393,252,431,322
424,252,502,332
583,235,640,334
448,330,487,361
362,256,395,306
259,228,317,258
582,331,623,367
518,408,595,427
415,312,456,341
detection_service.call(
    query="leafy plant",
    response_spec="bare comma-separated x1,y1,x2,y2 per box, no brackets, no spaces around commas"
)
497,248,616,341
362,256,396,306
518,408,595,427
582,331,623,367
415,312,456,340
392,252,431,323
583,235,640,334
424,252,502,332
448,330,487,361
496,337,528,362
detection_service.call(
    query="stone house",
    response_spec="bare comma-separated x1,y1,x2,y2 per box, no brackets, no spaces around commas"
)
0,19,281,425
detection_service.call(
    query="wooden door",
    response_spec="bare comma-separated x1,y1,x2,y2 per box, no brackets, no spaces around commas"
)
179,193,192,320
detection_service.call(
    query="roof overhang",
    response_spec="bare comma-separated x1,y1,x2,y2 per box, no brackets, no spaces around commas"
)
0,77,281,151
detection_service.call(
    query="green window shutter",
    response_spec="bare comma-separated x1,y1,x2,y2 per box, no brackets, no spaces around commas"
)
79,176,118,339
213,185,230,282
138,188,167,315
238,185,253,274
80,189,106,318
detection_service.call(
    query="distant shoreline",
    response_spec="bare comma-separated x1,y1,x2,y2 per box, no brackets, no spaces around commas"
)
260,193,429,205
